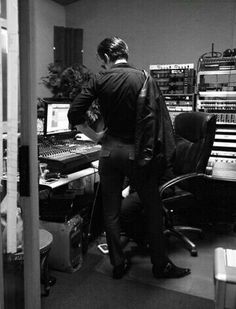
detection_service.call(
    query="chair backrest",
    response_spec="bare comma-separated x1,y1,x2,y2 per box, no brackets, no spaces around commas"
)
173,112,217,176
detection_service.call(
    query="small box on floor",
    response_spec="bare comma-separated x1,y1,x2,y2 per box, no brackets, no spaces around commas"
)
40,214,83,273
214,247,236,309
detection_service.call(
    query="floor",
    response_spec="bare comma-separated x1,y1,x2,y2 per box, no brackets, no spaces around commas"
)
95,228,236,300
41,224,236,308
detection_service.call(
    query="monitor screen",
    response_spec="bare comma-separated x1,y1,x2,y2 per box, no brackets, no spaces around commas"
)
45,102,71,135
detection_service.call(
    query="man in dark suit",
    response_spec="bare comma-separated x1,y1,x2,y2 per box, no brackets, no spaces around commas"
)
68,36,190,280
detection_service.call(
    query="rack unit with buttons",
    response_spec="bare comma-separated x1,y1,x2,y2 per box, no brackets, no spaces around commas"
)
196,57,236,178
150,63,196,123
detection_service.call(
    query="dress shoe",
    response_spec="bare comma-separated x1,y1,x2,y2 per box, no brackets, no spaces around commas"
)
112,258,130,279
152,261,191,279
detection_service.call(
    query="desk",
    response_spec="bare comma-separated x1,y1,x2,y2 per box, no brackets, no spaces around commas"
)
206,162,236,182
200,172,236,228
39,160,102,262
39,160,99,189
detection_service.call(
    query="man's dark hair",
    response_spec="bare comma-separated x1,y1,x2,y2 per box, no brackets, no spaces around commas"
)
97,37,129,63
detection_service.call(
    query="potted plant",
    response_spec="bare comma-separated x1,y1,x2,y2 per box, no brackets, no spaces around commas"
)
41,62,92,100
39,63,101,127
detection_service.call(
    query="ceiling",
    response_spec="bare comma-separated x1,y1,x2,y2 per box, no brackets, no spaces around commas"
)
51,0,80,5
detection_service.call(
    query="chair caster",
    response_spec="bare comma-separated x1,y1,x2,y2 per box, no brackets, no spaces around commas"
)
190,249,198,257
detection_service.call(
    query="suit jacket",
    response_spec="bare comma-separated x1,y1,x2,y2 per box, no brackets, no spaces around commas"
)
134,72,176,178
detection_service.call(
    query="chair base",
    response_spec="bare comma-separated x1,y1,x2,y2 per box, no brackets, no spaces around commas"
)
164,226,203,257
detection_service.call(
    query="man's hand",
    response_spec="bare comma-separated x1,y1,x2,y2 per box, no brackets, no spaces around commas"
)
122,186,130,198
75,122,107,144
96,128,107,144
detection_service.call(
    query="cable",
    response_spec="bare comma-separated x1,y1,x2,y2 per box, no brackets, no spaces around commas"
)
87,180,101,242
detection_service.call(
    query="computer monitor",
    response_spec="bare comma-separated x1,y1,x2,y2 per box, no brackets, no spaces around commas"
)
44,102,71,135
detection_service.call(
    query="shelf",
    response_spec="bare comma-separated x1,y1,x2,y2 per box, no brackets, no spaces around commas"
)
198,70,236,75
217,122,236,125
150,64,194,70
164,93,195,96
213,141,236,148
198,99,236,102
211,150,236,157
167,106,192,111
199,91,236,97
216,128,236,133
215,134,236,140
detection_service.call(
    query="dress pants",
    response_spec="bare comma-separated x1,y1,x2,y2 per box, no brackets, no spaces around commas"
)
99,135,167,267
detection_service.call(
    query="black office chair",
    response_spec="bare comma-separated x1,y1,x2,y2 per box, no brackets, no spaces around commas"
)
159,111,217,257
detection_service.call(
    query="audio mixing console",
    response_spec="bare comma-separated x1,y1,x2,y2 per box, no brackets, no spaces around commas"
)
38,138,101,174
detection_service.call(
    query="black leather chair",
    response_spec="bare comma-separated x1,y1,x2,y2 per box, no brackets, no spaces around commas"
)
159,111,217,257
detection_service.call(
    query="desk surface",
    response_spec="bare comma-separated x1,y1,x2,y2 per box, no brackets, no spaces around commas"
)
206,161,236,182
39,161,99,189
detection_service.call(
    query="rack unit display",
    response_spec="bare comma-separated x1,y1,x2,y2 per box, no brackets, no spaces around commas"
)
149,63,196,123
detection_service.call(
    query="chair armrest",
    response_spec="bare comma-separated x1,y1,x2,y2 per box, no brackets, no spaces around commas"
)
159,172,205,198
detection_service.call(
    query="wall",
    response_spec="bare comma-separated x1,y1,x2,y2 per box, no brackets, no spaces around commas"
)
35,0,65,99
65,0,236,74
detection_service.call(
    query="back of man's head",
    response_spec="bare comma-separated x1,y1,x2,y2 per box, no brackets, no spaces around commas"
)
97,37,129,63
